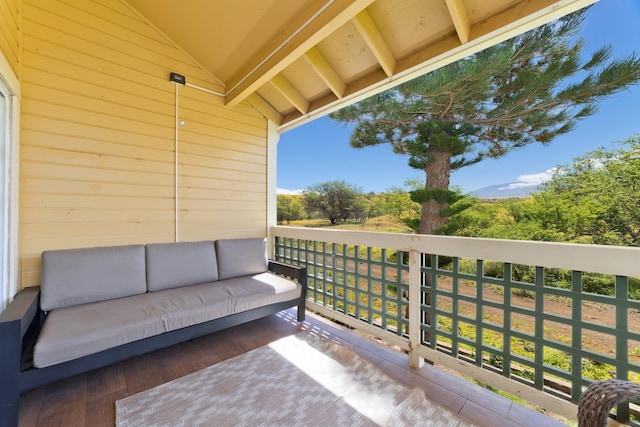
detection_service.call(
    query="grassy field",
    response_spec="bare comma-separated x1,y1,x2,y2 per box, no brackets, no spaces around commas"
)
283,215,413,234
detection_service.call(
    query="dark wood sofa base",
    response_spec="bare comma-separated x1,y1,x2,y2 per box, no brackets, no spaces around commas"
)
0,261,306,427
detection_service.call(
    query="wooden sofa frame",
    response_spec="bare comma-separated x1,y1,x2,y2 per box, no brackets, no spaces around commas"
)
0,260,307,427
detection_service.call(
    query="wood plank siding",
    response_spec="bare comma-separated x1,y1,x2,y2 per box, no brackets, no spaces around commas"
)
16,0,270,288
0,0,20,78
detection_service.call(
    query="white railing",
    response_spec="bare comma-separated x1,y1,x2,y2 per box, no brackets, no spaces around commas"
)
271,225,640,422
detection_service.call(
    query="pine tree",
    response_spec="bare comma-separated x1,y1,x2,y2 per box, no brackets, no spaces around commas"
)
330,9,640,234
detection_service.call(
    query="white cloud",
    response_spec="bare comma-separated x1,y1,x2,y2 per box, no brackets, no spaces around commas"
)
498,168,556,190
277,188,304,195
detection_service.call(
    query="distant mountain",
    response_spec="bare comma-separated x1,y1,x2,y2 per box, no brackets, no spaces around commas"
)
470,183,539,199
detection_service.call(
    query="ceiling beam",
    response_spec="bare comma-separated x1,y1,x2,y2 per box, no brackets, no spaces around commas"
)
304,46,346,98
279,0,598,132
225,0,375,108
445,0,471,44
246,93,283,125
352,9,396,77
270,74,310,114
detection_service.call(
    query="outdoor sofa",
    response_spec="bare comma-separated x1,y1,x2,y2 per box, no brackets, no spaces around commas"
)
0,237,307,426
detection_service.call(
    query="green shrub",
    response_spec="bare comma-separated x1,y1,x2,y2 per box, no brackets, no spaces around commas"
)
630,277,640,300
581,273,615,296
543,348,571,372
387,250,409,264
543,268,572,289
582,360,615,380
484,261,504,278
512,288,535,299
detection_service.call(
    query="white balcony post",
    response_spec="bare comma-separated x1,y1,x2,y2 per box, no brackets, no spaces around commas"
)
408,249,424,368
266,120,279,258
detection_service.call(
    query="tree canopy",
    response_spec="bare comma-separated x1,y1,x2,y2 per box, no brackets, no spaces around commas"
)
450,136,640,246
303,181,369,224
535,136,640,245
330,8,640,234
277,194,305,224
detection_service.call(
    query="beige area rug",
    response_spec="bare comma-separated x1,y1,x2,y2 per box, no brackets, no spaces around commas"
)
116,333,475,427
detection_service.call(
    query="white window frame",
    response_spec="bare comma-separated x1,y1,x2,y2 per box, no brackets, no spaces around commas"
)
0,52,20,312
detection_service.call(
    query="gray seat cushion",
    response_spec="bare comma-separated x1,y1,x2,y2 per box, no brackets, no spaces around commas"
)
33,272,301,368
215,237,268,280
40,245,147,311
145,241,218,291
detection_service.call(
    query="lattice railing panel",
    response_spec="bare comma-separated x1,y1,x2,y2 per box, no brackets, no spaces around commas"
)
274,237,409,336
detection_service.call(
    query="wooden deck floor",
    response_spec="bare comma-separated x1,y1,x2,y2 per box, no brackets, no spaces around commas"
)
18,308,570,426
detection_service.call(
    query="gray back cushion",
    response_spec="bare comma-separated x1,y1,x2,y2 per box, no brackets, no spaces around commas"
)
215,237,268,280
41,245,147,311
146,241,218,291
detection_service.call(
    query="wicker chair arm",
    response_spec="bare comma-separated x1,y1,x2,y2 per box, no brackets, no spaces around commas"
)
578,379,640,427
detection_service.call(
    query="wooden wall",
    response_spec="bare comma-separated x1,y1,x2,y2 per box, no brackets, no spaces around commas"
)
18,0,269,288
0,0,20,78
177,85,268,242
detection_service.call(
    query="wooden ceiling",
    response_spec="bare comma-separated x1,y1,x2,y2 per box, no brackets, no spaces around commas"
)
127,0,596,132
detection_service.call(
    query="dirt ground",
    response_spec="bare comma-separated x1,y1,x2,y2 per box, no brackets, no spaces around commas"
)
436,277,640,364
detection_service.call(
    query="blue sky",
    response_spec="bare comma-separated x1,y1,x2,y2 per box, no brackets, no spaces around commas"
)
277,0,640,194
